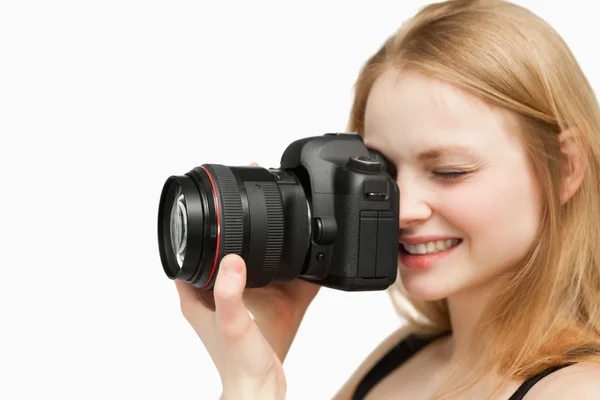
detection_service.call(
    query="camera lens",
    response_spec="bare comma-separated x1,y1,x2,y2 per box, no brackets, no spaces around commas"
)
157,164,311,290
169,190,187,267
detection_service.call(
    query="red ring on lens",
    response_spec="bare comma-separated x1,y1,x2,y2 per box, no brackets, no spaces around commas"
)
200,166,220,288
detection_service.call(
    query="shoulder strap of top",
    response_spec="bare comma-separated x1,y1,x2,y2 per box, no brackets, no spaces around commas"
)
352,331,449,400
352,331,576,400
508,363,576,400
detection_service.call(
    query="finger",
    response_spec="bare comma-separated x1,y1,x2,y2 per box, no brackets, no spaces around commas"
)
250,161,258,166
174,279,225,361
175,279,214,310
213,254,250,339
174,280,215,327
213,254,276,376
174,279,199,304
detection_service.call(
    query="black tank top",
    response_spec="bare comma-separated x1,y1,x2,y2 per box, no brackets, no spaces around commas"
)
351,332,575,399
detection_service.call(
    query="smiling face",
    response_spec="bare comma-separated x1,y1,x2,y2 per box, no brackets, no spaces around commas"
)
363,68,544,301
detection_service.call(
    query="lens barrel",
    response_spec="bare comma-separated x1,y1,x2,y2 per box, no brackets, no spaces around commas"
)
158,164,308,290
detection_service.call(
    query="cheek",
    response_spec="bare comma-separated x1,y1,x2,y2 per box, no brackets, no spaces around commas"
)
438,171,542,268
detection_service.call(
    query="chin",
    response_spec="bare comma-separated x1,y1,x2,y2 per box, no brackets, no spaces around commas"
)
399,268,459,301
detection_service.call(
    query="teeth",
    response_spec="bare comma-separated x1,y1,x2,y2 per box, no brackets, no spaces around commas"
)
403,239,460,255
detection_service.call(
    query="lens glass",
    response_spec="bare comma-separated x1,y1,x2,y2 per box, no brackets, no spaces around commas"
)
170,189,187,267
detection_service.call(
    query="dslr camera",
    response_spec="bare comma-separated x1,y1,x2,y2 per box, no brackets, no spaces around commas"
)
157,133,399,291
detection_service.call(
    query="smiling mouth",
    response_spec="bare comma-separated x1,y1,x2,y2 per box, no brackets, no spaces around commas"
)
400,239,463,255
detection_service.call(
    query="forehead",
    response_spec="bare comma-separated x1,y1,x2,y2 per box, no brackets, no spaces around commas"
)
363,68,520,157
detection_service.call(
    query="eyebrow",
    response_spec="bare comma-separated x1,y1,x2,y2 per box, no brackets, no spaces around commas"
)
417,145,478,161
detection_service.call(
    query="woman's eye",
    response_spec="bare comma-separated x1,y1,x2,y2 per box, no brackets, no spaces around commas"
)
433,170,469,180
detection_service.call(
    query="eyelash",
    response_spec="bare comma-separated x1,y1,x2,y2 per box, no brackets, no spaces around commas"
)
382,162,470,181
433,171,469,180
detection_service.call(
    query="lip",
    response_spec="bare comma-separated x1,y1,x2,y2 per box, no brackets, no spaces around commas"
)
399,236,461,245
399,238,462,270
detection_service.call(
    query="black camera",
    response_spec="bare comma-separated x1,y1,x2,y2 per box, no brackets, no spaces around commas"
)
157,133,399,291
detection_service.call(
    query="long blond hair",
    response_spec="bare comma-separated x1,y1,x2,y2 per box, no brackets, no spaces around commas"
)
348,0,600,398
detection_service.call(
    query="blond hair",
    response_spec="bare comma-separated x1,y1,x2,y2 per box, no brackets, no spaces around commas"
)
347,0,600,398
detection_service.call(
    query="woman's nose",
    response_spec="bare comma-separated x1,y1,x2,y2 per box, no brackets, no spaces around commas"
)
397,179,432,228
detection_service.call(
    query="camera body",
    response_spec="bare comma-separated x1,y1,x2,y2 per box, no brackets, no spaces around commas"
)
273,133,399,291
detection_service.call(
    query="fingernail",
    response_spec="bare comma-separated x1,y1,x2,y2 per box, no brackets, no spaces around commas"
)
222,256,242,276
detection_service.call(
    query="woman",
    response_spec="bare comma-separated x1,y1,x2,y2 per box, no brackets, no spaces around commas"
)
175,0,600,398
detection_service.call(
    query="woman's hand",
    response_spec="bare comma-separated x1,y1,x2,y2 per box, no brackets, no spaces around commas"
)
174,162,320,398
176,255,320,398
181,161,319,363
176,254,291,399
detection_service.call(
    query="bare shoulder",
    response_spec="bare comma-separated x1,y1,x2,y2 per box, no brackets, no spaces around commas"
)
526,362,600,399
331,324,414,400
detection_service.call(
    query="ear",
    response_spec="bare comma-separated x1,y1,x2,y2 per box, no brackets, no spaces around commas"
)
559,128,586,204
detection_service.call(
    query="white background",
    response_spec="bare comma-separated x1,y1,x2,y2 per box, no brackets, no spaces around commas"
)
0,1,597,399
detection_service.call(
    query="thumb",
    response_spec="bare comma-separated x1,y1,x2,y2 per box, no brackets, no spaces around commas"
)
214,254,249,337
213,254,277,377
